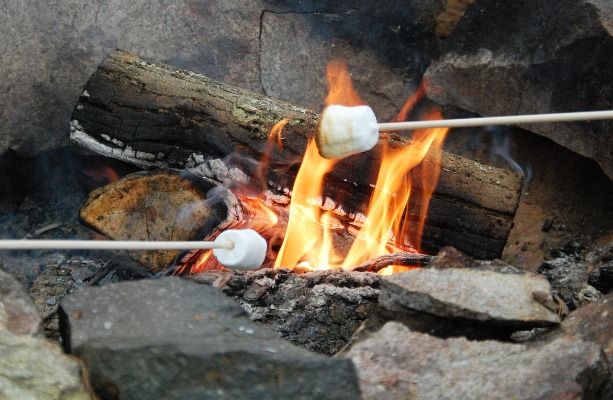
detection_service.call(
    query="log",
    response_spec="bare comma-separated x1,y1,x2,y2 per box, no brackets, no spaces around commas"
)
71,50,523,259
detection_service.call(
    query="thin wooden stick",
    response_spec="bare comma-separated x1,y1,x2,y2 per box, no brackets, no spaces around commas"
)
378,110,613,131
0,240,234,251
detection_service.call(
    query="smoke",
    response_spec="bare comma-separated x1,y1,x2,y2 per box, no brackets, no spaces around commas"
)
487,127,533,193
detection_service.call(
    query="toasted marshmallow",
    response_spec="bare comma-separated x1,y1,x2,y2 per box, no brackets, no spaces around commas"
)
316,105,379,159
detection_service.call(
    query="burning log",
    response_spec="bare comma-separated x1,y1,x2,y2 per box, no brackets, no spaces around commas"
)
71,50,523,259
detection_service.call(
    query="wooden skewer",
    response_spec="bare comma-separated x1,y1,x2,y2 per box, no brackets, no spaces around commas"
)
0,240,234,251
377,110,613,131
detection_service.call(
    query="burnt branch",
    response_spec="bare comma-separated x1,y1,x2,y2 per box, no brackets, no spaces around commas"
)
352,253,434,273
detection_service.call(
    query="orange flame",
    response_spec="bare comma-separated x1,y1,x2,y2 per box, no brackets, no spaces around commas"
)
273,140,337,269
181,60,448,275
324,60,365,106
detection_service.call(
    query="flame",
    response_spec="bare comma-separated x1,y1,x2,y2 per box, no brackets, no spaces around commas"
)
273,140,337,269
324,60,365,106
180,60,449,275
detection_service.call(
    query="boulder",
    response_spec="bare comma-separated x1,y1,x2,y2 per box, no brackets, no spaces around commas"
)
0,268,41,335
425,0,613,179
344,322,611,400
60,277,361,399
0,330,89,400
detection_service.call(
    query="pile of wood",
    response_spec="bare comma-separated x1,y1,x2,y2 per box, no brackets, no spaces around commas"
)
71,50,523,267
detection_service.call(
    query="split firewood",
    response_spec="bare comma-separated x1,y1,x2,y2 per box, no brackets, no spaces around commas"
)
79,169,233,272
71,50,523,259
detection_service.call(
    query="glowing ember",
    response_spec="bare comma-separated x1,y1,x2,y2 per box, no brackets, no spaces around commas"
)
183,60,448,275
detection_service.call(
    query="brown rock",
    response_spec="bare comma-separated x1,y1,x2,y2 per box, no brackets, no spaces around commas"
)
344,322,611,400
79,169,229,272
380,267,561,329
557,293,613,364
0,268,41,335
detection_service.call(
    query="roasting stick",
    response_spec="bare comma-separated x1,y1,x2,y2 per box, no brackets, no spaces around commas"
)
377,110,613,131
0,240,234,251
0,229,268,270
317,106,613,159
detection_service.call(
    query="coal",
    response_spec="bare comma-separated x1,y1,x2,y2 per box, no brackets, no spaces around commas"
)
60,277,360,399
0,268,40,335
343,322,612,400
425,0,613,179
190,268,381,355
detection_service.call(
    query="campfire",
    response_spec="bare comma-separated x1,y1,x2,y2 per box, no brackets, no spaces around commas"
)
1,1,612,397
175,61,448,276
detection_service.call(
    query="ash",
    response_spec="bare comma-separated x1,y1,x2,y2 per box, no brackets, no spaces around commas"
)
190,268,380,355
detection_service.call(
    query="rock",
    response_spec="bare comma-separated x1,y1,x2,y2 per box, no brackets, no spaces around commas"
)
424,0,613,179
81,334,360,400
60,277,361,399
555,293,613,364
379,267,561,331
260,0,446,121
0,268,41,335
79,170,230,272
0,330,89,400
190,268,380,355
343,322,612,400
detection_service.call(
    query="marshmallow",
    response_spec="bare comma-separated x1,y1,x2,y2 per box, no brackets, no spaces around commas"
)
316,105,379,159
213,229,267,270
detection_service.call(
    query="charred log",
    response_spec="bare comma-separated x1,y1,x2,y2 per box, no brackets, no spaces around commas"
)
71,50,523,259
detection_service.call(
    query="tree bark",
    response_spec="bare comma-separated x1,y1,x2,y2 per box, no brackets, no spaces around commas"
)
71,50,523,259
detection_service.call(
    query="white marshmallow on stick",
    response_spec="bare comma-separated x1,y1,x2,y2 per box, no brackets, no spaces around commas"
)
316,106,613,159
0,229,267,270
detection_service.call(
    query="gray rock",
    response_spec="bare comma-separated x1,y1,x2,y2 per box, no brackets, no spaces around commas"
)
260,1,446,122
81,334,360,400
61,277,361,399
59,277,255,354
380,267,560,329
424,0,613,179
0,330,89,400
0,268,41,335
344,322,611,400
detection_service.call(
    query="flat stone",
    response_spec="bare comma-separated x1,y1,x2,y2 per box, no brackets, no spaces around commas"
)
60,277,360,399
59,277,253,354
424,0,613,179
380,267,560,329
0,268,41,335
0,330,89,400
81,334,360,400
343,322,611,400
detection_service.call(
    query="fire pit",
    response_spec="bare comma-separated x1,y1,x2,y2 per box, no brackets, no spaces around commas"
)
0,2,612,399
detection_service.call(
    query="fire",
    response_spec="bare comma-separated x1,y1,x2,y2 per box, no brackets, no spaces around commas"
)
181,60,448,275
273,140,337,269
